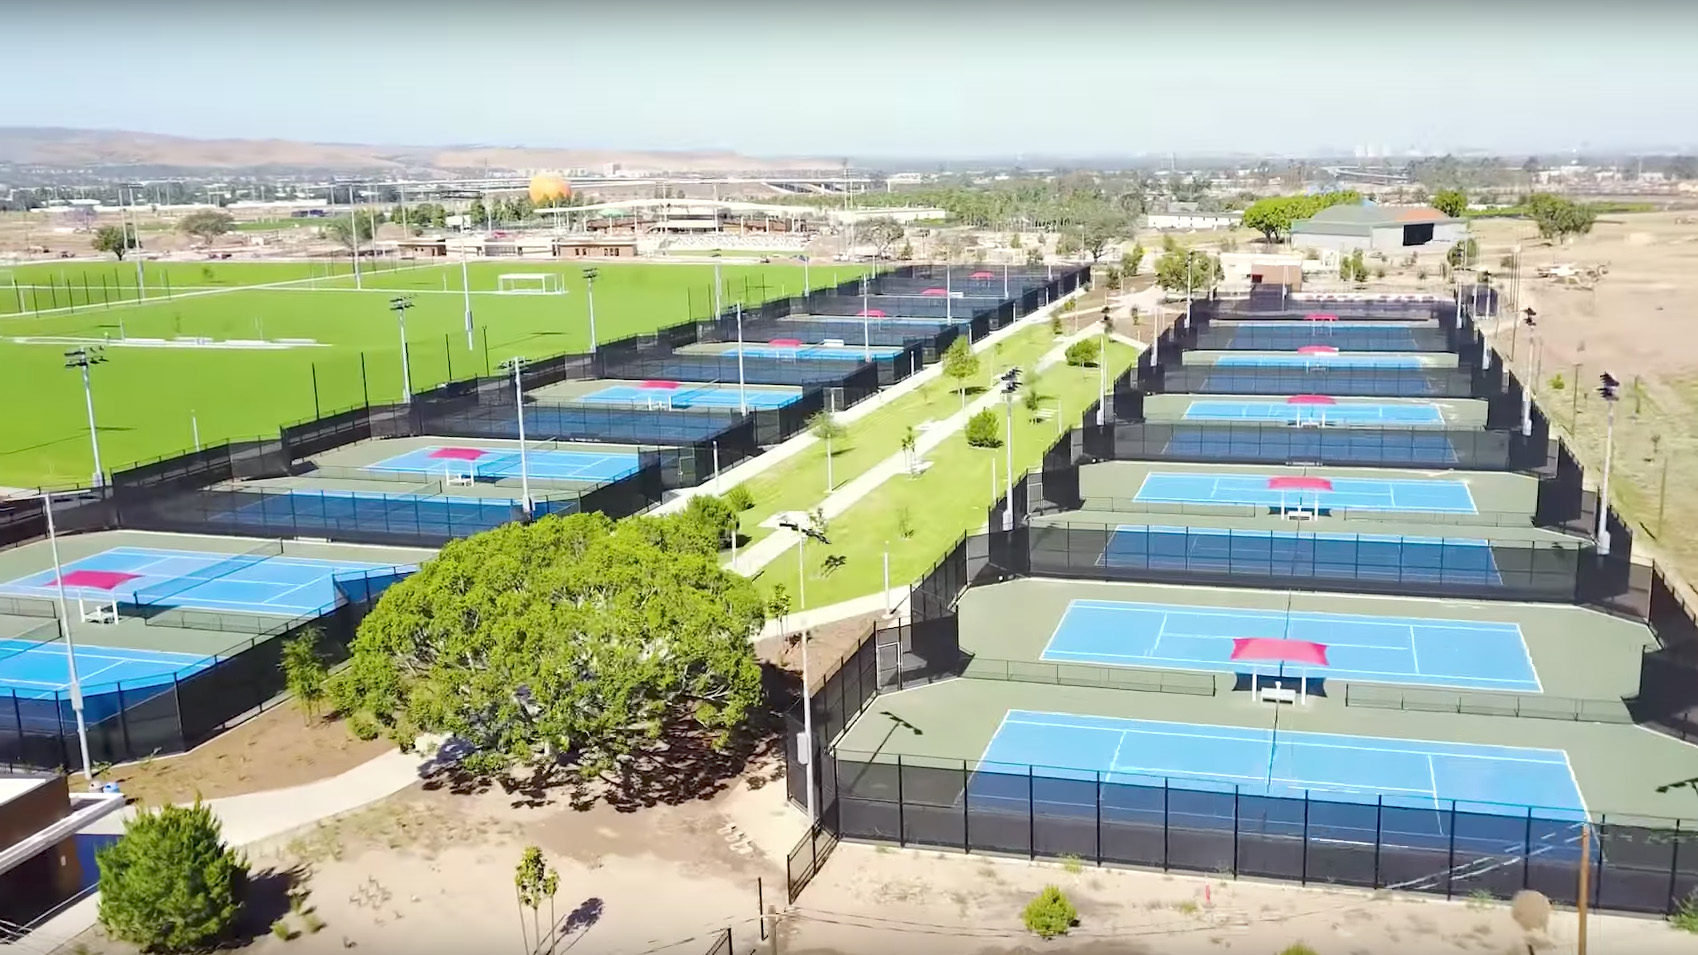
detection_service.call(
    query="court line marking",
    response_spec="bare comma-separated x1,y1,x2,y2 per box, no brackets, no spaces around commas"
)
1000,714,1573,765
1037,647,1542,690
1066,599,1523,634
0,644,209,665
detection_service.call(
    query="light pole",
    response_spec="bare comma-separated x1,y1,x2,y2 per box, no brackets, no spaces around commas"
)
1520,309,1537,436
1097,306,1110,426
460,245,474,351
860,273,872,361
735,302,749,414
778,517,831,824
582,267,600,353
1000,368,1020,531
1596,372,1621,556
712,251,724,318
42,492,95,787
65,347,106,487
500,357,534,515
800,253,810,295
389,297,415,402
349,184,364,290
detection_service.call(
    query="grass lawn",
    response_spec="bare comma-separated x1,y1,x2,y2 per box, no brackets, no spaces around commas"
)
0,258,870,487
750,337,1138,607
728,322,1066,552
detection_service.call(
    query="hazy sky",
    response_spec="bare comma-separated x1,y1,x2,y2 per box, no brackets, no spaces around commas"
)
5,0,1693,158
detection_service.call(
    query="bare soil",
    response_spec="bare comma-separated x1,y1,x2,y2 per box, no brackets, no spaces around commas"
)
71,704,390,807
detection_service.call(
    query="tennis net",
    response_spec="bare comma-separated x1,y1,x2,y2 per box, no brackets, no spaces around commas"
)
0,621,63,667
960,656,1217,696
0,594,58,619
1342,683,1633,723
128,540,287,609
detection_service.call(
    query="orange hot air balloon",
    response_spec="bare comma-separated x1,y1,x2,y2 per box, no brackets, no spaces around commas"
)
528,175,570,204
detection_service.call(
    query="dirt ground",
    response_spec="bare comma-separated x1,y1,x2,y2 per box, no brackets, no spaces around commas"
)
65,757,1698,955
70,704,391,807
1465,212,1698,576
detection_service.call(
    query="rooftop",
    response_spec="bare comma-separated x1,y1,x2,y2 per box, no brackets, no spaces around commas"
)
1292,201,1463,235
0,774,50,809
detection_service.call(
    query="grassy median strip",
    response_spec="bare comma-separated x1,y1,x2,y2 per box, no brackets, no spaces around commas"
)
751,338,1138,605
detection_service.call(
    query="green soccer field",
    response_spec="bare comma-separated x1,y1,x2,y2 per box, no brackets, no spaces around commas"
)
0,258,871,488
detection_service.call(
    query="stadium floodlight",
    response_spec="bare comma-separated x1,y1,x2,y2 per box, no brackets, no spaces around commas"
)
499,357,534,515
711,250,724,318
1597,372,1622,556
40,491,96,788
1098,306,1111,426
582,267,599,353
64,347,106,486
777,515,831,825
1000,368,1022,531
460,244,474,351
798,253,810,294
389,297,415,403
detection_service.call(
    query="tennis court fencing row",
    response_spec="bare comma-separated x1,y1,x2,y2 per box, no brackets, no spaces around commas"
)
0,564,407,772
1071,420,1539,472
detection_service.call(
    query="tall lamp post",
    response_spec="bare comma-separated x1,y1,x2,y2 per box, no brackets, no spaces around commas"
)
65,347,106,487
1596,372,1621,556
711,251,724,318
460,244,475,351
999,368,1021,530
1519,309,1537,436
1097,306,1111,426
778,517,831,823
389,296,415,403
499,357,534,515
582,267,600,353
860,273,872,361
41,492,96,787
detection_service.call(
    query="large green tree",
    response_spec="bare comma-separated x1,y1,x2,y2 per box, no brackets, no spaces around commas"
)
330,511,766,789
1240,191,1362,243
1154,248,1224,294
1430,188,1469,218
92,224,136,260
177,210,236,245
1524,193,1598,242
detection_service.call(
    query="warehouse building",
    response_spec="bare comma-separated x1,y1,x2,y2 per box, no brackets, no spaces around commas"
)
1290,202,1467,255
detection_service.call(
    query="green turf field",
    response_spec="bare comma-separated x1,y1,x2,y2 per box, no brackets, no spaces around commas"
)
0,258,870,488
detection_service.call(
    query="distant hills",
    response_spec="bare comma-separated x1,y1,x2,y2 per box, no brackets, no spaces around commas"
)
0,127,831,175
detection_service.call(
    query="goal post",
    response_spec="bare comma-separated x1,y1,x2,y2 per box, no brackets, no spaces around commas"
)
495,272,565,295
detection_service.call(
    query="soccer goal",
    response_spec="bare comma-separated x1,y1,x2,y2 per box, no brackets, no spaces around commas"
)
495,272,565,295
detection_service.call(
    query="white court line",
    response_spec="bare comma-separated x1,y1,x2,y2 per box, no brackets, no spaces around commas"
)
1107,731,1130,776
1039,647,1541,690
257,577,334,609
1002,716,1571,765
1069,599,1520,632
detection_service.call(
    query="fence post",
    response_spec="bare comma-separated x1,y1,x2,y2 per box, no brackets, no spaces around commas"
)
1161,777,1170,869
960,761,970,854
1026,765,1037,859
311,364,321,419
1300,792,1310,885
360,353,370,407
1669,819,1682,914
1231,788,1241,877
895,754,905,848
1446,801,1458,899
1094,770,1103,867
1373,797,1384,887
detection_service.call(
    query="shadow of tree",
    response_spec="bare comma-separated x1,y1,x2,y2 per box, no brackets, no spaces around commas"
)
231,864,307,946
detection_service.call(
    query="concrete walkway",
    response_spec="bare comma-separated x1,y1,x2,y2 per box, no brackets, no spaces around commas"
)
730,317,1136,578
32,743,448,951
653,288,1088,515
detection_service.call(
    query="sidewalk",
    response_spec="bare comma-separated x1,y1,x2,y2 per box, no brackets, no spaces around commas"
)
730,317,1133,578
653,288,1088,515
33,743,447,951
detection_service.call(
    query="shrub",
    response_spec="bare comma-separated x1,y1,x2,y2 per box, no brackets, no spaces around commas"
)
1022,885,1077,939
97,800,249,953
723,484,755,512
1064,339,1101,367
1062,298,1077,312
1050,313,1063,337
965,408,1002,448
1275,945,1318,955
1670,890,1698,933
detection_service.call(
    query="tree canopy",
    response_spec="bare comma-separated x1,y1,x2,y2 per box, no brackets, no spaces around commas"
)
1240,191,1363,243
1524,193,1598,242
858,217,906,258
177,210,236,245
324,212,378,249
1430,189,1469,218
97,800,249,953
330,510,766,793
1153,248,1224,294
91,224,136,260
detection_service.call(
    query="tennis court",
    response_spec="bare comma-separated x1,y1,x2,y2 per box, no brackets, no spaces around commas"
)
229,489,553,533
368,445,640,482
1099,524,1502,587
1040,598,1539,691
0,637,215,699
1182,400,1444,425
577,383,799,410
719,344,903,362
1206,354,1425,369
1134,472,1477,514
970,713,1587,849
1160,429,1459,466
0,545,409,618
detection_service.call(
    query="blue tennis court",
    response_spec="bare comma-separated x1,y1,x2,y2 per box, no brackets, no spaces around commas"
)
578,384,800,410
1209,354,1424,369
970,713,1587,850
720,344,902,362
228,489,564,537
1100,525,1502,587
0,637,215,700
0,546,411,618
368,445,640,482
1183,400,1444,425
1197,372,1442,397
1134,472,1477,514
1041,599,1538,691
1161,429,1458,466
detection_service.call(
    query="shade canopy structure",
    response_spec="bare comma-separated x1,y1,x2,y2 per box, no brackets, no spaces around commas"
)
1266,476,1334,491
1305,313,1339,322
970,270,996,280
1286,394,1337,405
1231,637,1330,667
640,379,682,390
857,309,886,318
427,447,489,461
920,288,948,297
52,569,140,591
768,338,803,347
1297,345,1341,356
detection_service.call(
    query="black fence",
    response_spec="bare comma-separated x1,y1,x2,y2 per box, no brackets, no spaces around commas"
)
1067,420,1532,471
1199,293,1458,323
0,572,393,771
1148,364,1480,399
1193,324,1457,353
824,749,1696,917
1021,521,1588,603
